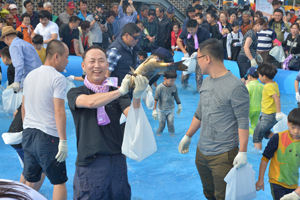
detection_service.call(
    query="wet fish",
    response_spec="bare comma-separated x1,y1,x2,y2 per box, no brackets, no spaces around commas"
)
129,55,188,88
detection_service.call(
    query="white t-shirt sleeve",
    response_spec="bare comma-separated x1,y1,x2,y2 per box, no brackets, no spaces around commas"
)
53,75,67,99
50,23,59,34
34,23,40,34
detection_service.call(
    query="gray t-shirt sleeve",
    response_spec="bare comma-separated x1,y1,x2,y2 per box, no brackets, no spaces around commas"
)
231,85,250,130
154,86,161,101
173,87,181,104
194,100,201,121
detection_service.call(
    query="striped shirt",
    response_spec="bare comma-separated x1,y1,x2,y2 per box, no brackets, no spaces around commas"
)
257,28,277,51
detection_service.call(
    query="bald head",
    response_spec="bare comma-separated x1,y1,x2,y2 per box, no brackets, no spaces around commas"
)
46,40,67,59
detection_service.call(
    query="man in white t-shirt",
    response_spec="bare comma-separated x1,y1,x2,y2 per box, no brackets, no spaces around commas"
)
21,40,69,200
31,10,59,48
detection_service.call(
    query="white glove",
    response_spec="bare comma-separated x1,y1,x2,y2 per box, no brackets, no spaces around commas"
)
296,92,300,102
152,109,158,120
0,72,2,82
233,152,247,169
250,59,258,67
118,74,132,95
280,192,300,200
133,75,149,99
12,82,20,92
190,52,197,59
276,112,283,121
184,53,189,58
171,46,176,50
67,75,75,81
55,140,68,163
178,135,192,154
177,104,182,116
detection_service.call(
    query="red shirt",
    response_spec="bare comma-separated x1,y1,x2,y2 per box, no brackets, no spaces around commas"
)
290,15,297,24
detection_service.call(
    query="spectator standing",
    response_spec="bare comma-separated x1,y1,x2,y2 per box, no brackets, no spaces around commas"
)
59,16,81,56
166,6,177,24
86,2,107,47
182,6,196,31
195,13,210,32
155,6,172,48
77,0,91,22
271,0,286,17
58,2,77,26
117,0,138,37
171,22,182,51
78,20,92,54
43,2,59,25
0,18,7,51
229,12,237,24
21,1,39,29
290,9,297,24
219,11,232,59
32,10,59,48
104,11,116,48
8,4,21,29
268,9,290,43
227,21,243,61
240,11,253,36
111,2,120,39
16,13,34,44
37,2,44,12
206,11,222,40
141,9,158,52
137,4,149,22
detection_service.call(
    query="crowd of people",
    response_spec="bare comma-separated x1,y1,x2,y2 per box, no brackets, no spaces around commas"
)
0,0,300,200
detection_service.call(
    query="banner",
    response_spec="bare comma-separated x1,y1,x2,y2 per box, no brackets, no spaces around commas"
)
256,0,273,17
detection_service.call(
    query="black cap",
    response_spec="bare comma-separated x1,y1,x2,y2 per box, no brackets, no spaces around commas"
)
38,2,44,7
151,47,174,63
96,2,105,9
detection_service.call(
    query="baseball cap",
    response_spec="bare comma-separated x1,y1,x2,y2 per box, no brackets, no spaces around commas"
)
245,67,258,78
151,47,174,63
148,9,156,16
167,6,174,14
96,2,105,9
8,3,17,9
38,2,44,7
67,1,76,9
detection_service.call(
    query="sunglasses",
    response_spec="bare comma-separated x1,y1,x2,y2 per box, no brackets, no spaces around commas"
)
128,33,139,40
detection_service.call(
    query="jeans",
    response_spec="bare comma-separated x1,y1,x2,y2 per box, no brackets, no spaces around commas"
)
156,109,175,134
270,183,295,200
253,113,278,143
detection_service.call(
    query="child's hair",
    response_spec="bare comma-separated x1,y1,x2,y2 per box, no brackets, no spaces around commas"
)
172,21,180,29
195,12,203,19
138,50,148,58
164,70,177,79
0,18,6,23
32,34,43,44
1,46,11,60
257,63,277,79
232,20,240,27
288,108,300,127
21,13,31,22
136,21,144,27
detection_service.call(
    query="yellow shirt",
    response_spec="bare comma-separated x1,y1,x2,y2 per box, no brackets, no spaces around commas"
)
261,82,280,114
36,47,46,64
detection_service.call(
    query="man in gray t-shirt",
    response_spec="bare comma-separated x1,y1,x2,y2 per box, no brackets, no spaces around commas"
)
178,38,250,200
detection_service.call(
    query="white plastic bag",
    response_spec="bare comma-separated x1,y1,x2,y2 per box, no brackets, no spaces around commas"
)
269,46,285,63
273,113,288,133
141,85,154,110
2,131,23,145
65,78,75,102
120,114,126,124
182,57,196,75
2,88,23,114
122,104,157,162
224,163,256,200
